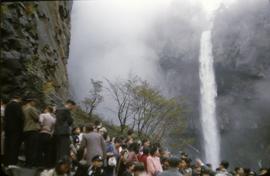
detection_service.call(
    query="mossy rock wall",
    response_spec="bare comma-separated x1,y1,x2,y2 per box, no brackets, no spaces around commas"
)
1,1,72,105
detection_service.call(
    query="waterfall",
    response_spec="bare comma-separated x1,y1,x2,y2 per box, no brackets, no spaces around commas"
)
199,30,220,168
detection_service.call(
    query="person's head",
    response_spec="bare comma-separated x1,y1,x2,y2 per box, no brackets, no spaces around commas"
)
161,157,170,170
128,142,140,154
72,127,81,135
126,161,135,172
149,145,159,157
25,98,37,107
142,139,150,147
249,171,256,176
168,157,180,168
65,100,76,110
92,155,104,168
179,158,188,169
103,132,110,142
55,157,71,175
133,163,146,176
143,147,150,155
85,124,94,133
193,165,202,175
235,167,240,171
12,95,21,102
114,137,122,148
95,120,102,131
244,168,251,176
201,169,211,176
161,150,171,158
235,167,245,175
121,143,128,150
95,120,101,127
159,148,165,156
44,106,53,113
219,160,229,170
81,126,86,133
180,152,188,159
125,137,134,145
99,127,107,135
127,129,134,136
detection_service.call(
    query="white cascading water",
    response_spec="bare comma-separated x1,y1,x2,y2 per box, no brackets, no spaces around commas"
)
199,30,220,168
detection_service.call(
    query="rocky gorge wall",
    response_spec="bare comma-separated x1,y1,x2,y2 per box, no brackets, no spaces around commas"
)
212,0,270,168
1,1,72,105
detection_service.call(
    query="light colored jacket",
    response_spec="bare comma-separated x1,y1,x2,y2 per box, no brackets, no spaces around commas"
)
23,105,40,132
80,131,106,165
147,156,163,176
39,112,56,135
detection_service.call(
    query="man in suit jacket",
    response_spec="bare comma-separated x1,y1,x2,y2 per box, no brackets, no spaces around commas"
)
54,100,76,162
78,124,106,165
4,95,24,166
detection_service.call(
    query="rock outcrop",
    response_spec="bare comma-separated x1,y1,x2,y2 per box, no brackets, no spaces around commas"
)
212,0,270,168
1,1,72,105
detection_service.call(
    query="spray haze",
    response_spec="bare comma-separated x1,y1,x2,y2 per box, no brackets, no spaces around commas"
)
68,0,228,101
68,0,172,101
67,0,270,168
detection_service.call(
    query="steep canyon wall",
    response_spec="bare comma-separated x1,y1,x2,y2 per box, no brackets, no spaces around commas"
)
1,1,72,105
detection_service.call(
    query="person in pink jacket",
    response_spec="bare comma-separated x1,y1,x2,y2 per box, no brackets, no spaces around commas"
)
147,146,163,176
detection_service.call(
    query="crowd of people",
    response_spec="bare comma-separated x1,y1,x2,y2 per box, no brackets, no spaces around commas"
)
0,95,269,176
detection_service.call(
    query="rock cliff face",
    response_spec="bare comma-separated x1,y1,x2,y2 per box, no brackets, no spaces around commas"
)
212,0,270,168
1,1,72,105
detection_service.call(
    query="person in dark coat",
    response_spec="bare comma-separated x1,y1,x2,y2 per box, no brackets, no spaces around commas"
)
54,100,76,162
3,95,24,166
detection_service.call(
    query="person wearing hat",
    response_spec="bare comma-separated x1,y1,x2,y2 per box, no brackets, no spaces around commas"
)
3,95,24,166
159,157,181,176
22,97,40,167
87,155,106,176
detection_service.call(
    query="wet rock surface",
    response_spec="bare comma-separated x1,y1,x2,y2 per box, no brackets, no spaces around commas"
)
1,1,72,105
212,0,270,168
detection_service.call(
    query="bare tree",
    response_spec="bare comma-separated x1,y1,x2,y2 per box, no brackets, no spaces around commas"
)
106,78,137,133
82,79,103,118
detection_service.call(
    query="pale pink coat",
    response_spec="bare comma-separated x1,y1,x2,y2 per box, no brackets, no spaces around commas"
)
146,156,163,176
